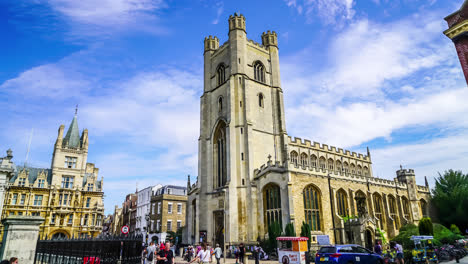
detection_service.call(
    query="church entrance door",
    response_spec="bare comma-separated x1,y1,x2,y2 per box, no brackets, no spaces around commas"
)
214,211,224,249
365,229,373,250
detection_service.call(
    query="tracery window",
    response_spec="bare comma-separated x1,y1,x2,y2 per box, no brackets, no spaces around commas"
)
253,61,265,83
214,121,227,188
420,199,428,217
216,64,226,86
337,189,349,217
373,194,384,229
319,157,326,169
303,185,322,231
388,196,400,230
357,165,362,176
328,158,334,171
263,184,282,230
343,162,349,173
335,160,342,172
350,164,356,175
258,93,264,107
402,197,410,220
300,153,308,167
290,151,298,166
363,166,369,177
310,155,317,168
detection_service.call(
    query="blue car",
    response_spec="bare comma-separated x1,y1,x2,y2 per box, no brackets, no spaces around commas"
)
315,245,384,264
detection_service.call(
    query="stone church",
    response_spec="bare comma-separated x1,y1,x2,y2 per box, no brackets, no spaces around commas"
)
186,14,431,249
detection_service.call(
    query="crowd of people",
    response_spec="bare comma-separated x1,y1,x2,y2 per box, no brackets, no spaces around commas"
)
374,239,405,264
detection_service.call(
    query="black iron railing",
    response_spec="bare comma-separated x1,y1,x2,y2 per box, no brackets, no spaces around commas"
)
34,235,143,264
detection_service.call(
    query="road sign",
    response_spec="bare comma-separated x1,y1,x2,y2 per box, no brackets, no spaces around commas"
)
121,225,129,234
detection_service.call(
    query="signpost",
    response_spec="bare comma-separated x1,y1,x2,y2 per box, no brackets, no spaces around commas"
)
121,225,129,235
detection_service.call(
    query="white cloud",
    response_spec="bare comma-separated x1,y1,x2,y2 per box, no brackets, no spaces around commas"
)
212,2,224,25
284,0,355,25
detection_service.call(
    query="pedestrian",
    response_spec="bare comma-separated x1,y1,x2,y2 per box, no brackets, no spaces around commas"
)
238,243,245,264
9,258,18,264
234,246,239,264
142,247,148,264
374,240,382,255
214,244,222,264
147,242,157,264
254,246,260,264
394,242,404,264
157,242,175,264
190,242,211,264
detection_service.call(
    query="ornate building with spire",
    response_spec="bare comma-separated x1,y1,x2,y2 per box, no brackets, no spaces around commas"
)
0,112,104,239
186,14,432,249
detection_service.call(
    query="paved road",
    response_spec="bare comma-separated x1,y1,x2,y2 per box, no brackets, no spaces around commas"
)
443,256,468,264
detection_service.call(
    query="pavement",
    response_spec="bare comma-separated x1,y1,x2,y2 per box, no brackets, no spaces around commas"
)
174,256,277,264
443,256,468,264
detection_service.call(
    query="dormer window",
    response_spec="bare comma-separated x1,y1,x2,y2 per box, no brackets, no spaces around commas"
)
65,156,77,168
87,183,94,191
216,64,226,86
37,179,45,188
253,61,265,83
18,177,26,187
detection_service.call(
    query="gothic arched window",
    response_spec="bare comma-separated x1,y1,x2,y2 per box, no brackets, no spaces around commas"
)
263,184,282,230
213,121,227,188
335,160,342,172
402,197,410,220
319,157,326,169
300,153,308,167
310,155,317,168
357,165,362,176
388,195,400,230
337,189,348,217
420,199,428,217
258,93,264,107
328,158,334,171
373,193,385,229
303,185,322,231
343,162,349,173
363,166,369,177
290,151,298,166
350,163,356,175
253,61,265,83
217,64,226,86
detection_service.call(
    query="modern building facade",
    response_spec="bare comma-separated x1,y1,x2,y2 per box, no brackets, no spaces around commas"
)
1,112,105,239
136,184,162,242
149,185,187,243
186,14,432,249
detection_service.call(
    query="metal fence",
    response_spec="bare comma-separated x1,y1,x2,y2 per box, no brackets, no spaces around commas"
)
34,235,143,264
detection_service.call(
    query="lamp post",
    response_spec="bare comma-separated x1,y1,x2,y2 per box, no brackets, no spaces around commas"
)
145,213,150,245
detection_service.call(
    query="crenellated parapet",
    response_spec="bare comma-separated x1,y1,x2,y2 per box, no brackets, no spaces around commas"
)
228,13,246,32
287,136,371,161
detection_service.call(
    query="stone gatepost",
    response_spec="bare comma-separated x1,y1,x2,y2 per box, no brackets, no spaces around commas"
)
0,216,44,264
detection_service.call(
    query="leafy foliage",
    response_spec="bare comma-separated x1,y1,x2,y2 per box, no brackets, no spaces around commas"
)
450,224,461,235
285,222,296,237
392,223,463,249
418,217,433,235
268,221,283,252
300,222,312,251
432,170,468,231
342,215,358,222
433,223,463,245
376,228,388,245
392,224,419,249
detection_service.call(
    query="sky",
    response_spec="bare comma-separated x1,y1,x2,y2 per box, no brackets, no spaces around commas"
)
1,0,467,215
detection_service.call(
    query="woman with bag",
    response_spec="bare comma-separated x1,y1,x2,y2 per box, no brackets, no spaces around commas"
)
190,242,211,264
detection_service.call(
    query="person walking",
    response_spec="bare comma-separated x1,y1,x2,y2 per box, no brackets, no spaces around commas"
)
214,244,222,264
395,242,404,264
157,242,175,264
238,243,245,264
142,247,148,264
190,242,211,264
374,240,383,255
147,242,157,264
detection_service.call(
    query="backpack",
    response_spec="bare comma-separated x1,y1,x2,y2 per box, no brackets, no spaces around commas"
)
148,251,154,261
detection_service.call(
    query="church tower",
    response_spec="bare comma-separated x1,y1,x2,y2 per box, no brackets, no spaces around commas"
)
444,0,468,84
188,13,288,245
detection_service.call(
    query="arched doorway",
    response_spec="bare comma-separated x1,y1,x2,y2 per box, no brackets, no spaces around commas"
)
365,229,373,250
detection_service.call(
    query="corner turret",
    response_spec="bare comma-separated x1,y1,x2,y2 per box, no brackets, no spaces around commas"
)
261,30,278,48
56,124,65,148
204,36,219,53
228,13,246,32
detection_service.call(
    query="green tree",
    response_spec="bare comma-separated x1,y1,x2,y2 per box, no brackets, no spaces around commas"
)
285,222,296,237
418,217,433,235
432,170,468,231
450,224,461,235
300,222,312,251
268,222,283,250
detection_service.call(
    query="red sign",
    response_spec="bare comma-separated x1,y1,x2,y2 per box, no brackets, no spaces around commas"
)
121,225,129,234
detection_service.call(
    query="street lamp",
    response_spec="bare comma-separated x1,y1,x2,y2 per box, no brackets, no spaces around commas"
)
145,213,150,245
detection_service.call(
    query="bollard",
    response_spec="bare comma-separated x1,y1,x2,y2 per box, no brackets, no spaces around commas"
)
244,252,252,264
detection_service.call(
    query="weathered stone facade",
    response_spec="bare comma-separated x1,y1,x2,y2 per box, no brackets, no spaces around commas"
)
186,14,432,249
0,113,104,239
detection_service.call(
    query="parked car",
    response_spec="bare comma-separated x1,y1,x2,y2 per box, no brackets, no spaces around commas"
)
315,245,384,264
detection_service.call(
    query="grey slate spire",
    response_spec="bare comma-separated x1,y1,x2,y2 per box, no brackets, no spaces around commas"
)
63,108,80,148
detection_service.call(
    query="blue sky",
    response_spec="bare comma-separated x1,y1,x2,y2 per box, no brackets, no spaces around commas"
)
1,0,468,215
